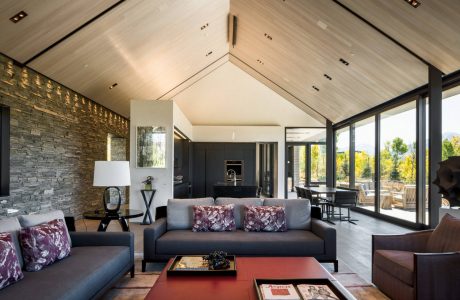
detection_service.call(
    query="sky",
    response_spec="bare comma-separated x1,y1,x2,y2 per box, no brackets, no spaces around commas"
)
336,93,460,152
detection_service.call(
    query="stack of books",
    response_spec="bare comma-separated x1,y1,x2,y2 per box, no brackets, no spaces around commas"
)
259,283,339,300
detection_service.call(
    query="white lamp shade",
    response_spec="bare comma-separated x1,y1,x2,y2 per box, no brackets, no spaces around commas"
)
93,161,131,187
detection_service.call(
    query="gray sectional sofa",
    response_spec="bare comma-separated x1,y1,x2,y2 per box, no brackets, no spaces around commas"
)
0,211,134,300
143,197,337,272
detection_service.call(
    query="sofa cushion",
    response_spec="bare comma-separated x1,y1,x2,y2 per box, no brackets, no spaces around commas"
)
263,199,311,230
18,210,71,247
0,233,23,289
215,198,262,229
243,206,287,232
0,246,130,300
192,204,236,232
374,250,414,286
167,198,214,230
427,213,460,253
156,230,324,256
0,217,24,268
20,219,71,272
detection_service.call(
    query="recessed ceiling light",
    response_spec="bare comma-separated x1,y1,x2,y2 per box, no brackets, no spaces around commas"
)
312,86,320,92
109,83,118,90
200,23,209,30
10,11,28,23
264,33,273,40
324,74,332,80
205,51,213,57
339,58,350,66
404,0,421,8
256,59,264,65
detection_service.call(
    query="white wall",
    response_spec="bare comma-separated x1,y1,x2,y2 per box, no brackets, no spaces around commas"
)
173,102,193,139
129,100,174,221
193,125,285,197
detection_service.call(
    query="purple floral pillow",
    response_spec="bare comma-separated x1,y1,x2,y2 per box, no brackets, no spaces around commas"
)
20,219,71,272
0,233,24,289
192,204,236,232
243,205,287,232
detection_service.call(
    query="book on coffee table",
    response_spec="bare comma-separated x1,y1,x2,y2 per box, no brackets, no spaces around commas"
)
297,284,339,300
259,284,301,300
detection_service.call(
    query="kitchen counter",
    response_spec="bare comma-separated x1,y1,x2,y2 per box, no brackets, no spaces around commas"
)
213,183,259,198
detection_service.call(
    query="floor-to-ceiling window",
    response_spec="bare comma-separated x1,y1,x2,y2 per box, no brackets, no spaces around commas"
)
355,117,376,211
335,127,350,188
380,101,417,223
286,128,326,198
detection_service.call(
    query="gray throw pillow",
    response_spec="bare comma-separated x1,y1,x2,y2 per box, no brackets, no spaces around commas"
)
263,199,311,230
215,197,262,229
167,198,214,230
18,210,71,247
0,217,24,268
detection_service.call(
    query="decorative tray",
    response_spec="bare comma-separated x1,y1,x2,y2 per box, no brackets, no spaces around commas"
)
254,278,355,300
167,255,237,276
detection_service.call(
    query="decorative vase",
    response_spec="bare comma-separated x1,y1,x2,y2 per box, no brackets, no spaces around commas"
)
144,184,152,190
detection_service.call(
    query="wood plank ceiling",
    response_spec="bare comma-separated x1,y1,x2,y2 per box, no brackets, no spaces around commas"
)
229,0,428,123
0,0,458,123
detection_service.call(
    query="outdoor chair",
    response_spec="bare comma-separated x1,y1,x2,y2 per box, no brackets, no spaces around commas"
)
358,182,375,206
392,184,416,209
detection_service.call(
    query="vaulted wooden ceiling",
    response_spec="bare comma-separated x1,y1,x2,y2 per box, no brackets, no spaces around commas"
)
0,0,459,124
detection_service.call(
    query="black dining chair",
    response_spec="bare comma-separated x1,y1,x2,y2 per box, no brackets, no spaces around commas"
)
329,189,359,224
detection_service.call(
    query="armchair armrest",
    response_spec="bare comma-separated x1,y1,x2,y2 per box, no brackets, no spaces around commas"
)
372,230,432,253
311,219,336,259
144,217,167,261
415,252,460,300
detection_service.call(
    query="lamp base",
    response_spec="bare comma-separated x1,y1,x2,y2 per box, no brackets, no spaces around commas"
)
103,186,122,214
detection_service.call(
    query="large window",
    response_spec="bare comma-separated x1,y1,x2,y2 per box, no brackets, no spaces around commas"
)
379,101,417,223
335,127,350,188
310,144,326,183
355,117,376,211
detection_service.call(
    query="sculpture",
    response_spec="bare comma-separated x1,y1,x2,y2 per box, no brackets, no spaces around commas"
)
433,156,460,207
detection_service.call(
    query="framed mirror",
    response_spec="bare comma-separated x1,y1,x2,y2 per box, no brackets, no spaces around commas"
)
136,126,166,168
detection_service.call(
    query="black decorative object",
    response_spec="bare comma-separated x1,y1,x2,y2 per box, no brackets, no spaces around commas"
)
203,251,230,270
433,156,460,207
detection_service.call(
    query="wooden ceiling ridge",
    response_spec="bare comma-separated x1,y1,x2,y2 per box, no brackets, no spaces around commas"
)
23,0,126,66
332,0,431,69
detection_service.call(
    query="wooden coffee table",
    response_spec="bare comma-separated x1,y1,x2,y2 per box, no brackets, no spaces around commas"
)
145,257,355,300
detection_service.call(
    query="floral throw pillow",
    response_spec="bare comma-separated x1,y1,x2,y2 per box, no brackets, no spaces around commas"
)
20,219,71,272
243,205,287,232
192,204,236,232
0,233,24,289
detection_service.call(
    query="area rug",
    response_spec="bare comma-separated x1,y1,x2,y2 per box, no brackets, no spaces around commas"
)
102,260,389,300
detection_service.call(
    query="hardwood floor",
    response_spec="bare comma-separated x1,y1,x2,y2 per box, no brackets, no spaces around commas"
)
76,210,412,283
334,210,412,282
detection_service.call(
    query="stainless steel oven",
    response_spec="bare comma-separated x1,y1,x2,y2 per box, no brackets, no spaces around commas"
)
224,160,244,183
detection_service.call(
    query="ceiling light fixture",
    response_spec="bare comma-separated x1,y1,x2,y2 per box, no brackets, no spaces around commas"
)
256,59,264,65
324,74,332,80
339,58,350,66
109,83,118,90
404,0,421,8
9,11,28,23
200,23,209,30
205,51,213,57
312,86,320,92
264,33,273,40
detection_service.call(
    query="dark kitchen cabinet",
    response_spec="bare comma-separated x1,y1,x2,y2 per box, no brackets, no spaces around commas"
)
192,142,256,197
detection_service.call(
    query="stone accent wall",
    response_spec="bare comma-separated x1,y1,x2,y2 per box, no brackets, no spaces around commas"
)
0,54,129,218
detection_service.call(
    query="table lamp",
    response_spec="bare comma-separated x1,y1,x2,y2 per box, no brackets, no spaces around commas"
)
93,161,131,214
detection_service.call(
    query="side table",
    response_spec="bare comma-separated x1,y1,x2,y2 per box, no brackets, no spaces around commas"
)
83,209,143,232
141,189,156,225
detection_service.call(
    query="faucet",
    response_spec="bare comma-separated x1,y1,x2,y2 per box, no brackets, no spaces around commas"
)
226,169,237,186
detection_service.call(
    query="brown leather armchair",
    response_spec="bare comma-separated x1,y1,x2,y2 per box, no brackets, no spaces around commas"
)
372,214,460,300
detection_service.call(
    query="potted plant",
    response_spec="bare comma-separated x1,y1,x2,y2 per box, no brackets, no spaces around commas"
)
142,176,153,190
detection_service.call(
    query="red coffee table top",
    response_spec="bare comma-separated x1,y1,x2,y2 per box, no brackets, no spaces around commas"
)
145,257,338,300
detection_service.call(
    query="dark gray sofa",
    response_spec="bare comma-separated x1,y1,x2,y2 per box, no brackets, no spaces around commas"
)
0,212,134,300
143,198,337,271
